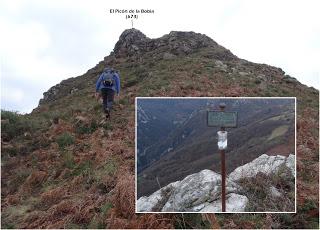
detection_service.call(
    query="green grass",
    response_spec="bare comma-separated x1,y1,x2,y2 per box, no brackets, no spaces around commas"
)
92,156,119,184
300,199,318,212
124,139,135,148
75,120,98,134
102,123,113,131
87,217,105,229
238,169,295,212
100,202,113,215
104,159,117,176
66,223,83,229
56,132,75,149
118,96,130,106
1,110,40,140
62,151,75,169
72,160,93,177
1,204,31,229
174,214,211,229
8,168,31,193
4,145,18,156
216,213,266,228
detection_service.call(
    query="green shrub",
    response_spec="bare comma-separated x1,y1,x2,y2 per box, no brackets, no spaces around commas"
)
100,202,113,215
6,146,18,156
118,97,130,106
87,217,105,229
75,121,98,134
300,199,317,212
104,160,117,176
3,167,32,194
62,151,75,169
238,171,295,212
1,110,39,140
2,223,16,229
72,160,92,177
174,214,211,229
102,123,113,131
100,157,118,176
93,103,102,111
254,79,261,84
56,132,75,149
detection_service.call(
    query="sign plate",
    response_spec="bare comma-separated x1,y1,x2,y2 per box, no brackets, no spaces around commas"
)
207,111,237,127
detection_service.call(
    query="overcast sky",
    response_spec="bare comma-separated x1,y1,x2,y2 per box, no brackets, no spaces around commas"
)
1,0,319,113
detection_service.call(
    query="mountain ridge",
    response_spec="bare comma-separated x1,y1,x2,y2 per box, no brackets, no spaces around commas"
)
36,29,317,108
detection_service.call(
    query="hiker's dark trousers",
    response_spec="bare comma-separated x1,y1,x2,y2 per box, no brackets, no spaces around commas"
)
101,88,115,112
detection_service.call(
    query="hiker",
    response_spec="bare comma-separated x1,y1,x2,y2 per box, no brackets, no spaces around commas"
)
95,67,120,118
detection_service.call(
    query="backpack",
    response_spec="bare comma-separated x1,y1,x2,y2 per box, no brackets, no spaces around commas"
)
102,71,115,87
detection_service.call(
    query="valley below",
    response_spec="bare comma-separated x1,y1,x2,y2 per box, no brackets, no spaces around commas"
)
137,98,295,198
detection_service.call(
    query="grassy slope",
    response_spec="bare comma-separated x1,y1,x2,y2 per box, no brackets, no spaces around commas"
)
1,36,319,228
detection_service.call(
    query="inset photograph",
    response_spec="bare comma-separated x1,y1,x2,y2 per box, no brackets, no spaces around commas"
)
136,97,296,213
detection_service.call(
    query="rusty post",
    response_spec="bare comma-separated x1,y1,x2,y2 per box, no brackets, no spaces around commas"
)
219,103,226,212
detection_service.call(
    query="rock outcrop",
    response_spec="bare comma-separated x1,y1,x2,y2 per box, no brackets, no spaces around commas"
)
137,154,295,212
113,29,236,60
113,28,149,57
161,170,241,212
199,193,248,212
137,169,246,212
228,154,295,181
38,77,85,106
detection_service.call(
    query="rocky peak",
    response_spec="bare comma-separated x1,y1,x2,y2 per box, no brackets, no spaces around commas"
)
113,28,149,56
120,28,148,40
113,29,235,60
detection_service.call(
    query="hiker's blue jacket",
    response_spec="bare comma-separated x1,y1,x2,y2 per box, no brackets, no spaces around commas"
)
96,68,120,94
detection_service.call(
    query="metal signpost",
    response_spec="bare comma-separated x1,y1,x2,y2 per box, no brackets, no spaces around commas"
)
207,103,237,212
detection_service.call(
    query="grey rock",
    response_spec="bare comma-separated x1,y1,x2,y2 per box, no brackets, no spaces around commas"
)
138,154,294,212
283,75,299,84
70,87,78,94
199,193,248,212
257,74,266,81
269,186,282,198
137,181,179,212
285,154,295,177
137,169,242,212
215,60,228,71
161,170,240,212
161,170,221,211
239,71,249,76
131,44,139,51
163,52,176,60
228,154,295,181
